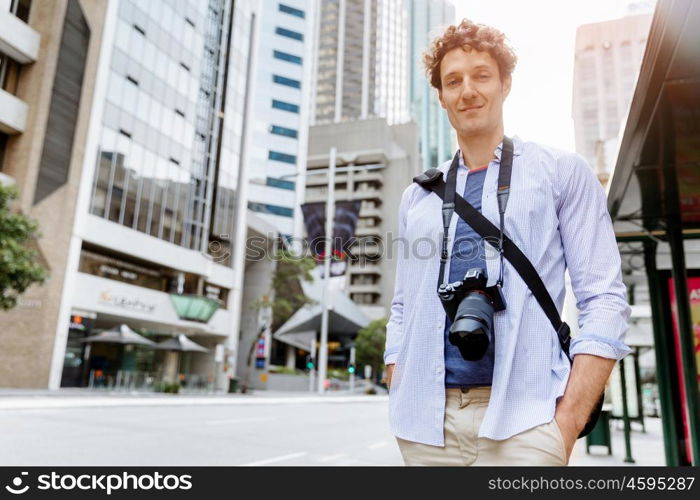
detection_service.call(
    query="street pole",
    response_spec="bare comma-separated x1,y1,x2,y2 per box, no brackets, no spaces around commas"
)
317,147,336,394
309,336,316,393
349,345,356,393
620,359,636,463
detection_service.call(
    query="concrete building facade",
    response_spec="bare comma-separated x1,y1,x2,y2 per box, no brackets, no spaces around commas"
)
572,12,653,183
305,118,420,320
0,0,265,391
0,0,109,388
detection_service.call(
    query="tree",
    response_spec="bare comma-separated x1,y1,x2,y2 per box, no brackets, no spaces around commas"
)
355,318,388,384
240,248,316,393
0,184,48,310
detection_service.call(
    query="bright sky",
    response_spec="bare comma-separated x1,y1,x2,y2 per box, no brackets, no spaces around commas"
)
448,0,656,152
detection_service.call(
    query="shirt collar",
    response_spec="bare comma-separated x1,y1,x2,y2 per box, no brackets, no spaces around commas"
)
456,134,523,167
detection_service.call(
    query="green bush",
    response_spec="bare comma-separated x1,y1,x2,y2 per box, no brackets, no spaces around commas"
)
154,382,180,393
268,365,300,375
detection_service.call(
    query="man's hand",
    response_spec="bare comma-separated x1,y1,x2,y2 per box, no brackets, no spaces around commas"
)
554,408,583,464
386,364,395,388
555,354,616,464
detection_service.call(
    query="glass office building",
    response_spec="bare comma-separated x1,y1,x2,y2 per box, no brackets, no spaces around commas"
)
88,0,249,263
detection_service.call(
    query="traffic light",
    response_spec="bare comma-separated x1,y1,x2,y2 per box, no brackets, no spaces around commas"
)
347,363,356,374
305,355,315,370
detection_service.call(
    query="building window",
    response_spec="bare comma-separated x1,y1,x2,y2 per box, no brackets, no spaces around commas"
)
273,74,301,89
269,125,298,139
279,4,305,18
275,27,304,41
268,151,297,164
0,54,21,95
78,248,165,292
0,133,8,172
248,202,294,218
272,99,299,113
273,50,302,65
266,177,296,190
9,0,31,22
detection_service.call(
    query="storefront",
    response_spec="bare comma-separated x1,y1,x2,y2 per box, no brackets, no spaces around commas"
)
607,0,700,465
60,270,232,392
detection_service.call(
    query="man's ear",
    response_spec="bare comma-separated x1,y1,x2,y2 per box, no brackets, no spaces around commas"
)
438,88,445,109
502,76,512,100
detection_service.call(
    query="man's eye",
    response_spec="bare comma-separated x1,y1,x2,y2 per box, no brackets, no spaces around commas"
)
478,74,489,79
447,80,459,86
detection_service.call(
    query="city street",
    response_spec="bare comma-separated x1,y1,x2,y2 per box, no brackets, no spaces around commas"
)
0,392,664,466
0,396,402,466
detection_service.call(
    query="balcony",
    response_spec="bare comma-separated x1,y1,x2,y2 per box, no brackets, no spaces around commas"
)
355,225,381,238
348,282,381,295
360,207,382,220
0,10,40,64
0,88,27,134
352,240,381,256
348,262,381,275
353,171,383,184
304,172,349,187
353,188,382,201
305,189,350,203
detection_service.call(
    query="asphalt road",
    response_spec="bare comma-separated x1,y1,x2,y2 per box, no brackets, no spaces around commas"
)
0,395,664,466
0,399,403,466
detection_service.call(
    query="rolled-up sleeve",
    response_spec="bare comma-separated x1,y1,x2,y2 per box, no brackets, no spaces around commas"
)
383,186,413,365
556,154,632,360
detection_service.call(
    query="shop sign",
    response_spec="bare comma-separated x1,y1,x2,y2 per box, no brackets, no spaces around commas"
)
99,291,156,314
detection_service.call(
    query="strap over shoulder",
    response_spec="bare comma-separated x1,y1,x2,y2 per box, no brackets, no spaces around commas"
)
412,168,443,188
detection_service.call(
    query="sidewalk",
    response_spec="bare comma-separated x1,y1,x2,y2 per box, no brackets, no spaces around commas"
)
569,417,666,466
0,387,389,410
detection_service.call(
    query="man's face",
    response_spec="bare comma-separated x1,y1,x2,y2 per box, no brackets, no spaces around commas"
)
438,47,511,138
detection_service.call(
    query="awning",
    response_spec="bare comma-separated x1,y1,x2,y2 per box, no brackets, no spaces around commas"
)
154,334,209,353
80,324,156,347
169,294,222,323
273,268,371,348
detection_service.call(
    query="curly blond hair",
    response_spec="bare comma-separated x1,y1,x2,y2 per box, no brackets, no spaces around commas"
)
423,18,517,90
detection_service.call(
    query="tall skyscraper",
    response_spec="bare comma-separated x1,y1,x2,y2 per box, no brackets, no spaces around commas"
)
247,0,316,240
407,0,455,172
312,0,409,125
572,12,653,183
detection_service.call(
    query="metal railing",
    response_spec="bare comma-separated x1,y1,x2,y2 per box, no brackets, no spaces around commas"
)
87,370,216,394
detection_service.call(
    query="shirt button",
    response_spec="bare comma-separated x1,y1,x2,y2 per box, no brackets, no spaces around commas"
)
436,367,444,375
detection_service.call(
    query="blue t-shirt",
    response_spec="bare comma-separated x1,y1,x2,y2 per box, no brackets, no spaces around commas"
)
443,164,494,387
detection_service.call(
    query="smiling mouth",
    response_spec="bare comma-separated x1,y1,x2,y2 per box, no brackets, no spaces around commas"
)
461,106,482,112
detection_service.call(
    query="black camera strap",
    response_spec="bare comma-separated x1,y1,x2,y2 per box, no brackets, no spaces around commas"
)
437,137,512,292
414,137,572,359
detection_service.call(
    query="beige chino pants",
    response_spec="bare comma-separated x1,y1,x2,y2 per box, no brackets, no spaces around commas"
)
395,387,568,466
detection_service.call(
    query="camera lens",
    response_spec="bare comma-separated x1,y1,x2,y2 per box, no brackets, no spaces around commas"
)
448,291,493,361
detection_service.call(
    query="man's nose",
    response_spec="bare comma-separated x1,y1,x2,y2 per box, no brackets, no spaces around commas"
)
459,80,478,100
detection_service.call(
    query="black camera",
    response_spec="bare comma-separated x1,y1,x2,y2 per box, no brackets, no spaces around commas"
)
437,268,507,361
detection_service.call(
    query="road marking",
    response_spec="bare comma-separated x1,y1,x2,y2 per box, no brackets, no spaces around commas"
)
368,441,387,449
318,453,346,463
205,416,277,425
243,452,307,466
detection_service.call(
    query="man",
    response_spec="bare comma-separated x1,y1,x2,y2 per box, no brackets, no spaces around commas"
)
384,19,631,466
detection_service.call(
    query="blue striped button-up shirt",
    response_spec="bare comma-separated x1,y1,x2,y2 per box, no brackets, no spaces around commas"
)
383,135,632,446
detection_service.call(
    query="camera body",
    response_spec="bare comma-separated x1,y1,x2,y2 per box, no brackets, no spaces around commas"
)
437,268,507,361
